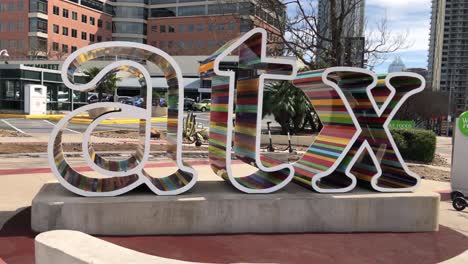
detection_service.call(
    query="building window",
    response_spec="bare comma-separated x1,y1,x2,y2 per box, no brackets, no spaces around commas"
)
151,8,176,18
63,9,69,18
151,26,158,32
18,21,24,32
62,44,68,53
169,25,175,33
229,21,235,31
208,23,214,32
98,19,103,28
218,23,225,31
9,40,16,49
9,2,14,12
53,6,59,15
52,42,59,51
9,22,15,32
0,22,5,32
106,21,111,30
82,15,87,23
18,39,24,49
90,17,95,26
71,46,77,52
197,40,203,48
160,25,166,33
178,5,205,17
197,24,203,32
207,40,215,48
81,32,87,40
188,24,194,32
29,0,48,14
62,27,68,36
71,29,77,38
97,35,102,42
178,41,184,49
90,34,95,42
29,18,48,33
17,2,24,11
72,11,77,20
53,24,59,34
178,24,184,32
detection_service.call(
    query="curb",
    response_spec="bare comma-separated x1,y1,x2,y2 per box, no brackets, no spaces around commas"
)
0,114,168,125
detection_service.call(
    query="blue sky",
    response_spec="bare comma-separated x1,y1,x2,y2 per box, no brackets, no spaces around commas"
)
365,0,432,73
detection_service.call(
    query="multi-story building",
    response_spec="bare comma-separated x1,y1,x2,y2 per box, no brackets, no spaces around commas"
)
428,0,468,115
317,0,365,67
0,0,284,59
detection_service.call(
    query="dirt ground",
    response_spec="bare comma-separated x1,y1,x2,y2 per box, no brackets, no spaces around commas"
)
408,165,450,182
92,129,166,139
0,142,207,154
0,129,29,138
0,139,452,182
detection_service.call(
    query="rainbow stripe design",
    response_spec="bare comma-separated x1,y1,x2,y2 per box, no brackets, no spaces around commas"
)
292,69,424,192
331,73,424,191
200,28,297,193
49,43,197,196
292,70,361,192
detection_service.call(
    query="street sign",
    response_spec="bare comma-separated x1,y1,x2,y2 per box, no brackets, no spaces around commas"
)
389,120,414,129
458,111,468,137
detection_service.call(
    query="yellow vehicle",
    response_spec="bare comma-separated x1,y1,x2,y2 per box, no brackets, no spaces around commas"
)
193,99,211,112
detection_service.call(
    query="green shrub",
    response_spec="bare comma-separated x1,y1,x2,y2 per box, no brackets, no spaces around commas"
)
390,129,436,163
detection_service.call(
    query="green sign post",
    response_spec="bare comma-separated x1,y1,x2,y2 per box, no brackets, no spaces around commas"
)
458,111,468,137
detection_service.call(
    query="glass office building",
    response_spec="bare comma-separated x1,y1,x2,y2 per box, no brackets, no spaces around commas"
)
0,65,88,112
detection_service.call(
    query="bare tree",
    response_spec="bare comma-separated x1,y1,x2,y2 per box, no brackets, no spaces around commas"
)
258,0,411,69
395,90,448,128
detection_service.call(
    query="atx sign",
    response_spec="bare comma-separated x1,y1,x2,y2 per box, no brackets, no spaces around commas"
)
49,29,425,197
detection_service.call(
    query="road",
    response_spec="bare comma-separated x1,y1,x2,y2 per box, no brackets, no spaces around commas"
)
0,111,285,137
0,111,211,136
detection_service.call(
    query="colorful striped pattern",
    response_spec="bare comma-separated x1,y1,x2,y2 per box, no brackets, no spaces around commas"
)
54,44,195,194
341,74,422,190
292,70,359,190
201,31,294,191
53,130,140,192
305,71,422,191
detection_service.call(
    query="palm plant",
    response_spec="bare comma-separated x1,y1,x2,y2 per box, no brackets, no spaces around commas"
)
83,67,120,102
263,81,321,134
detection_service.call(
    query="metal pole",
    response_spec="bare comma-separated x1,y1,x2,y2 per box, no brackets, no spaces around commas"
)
267,121,274,152
447,71,453,137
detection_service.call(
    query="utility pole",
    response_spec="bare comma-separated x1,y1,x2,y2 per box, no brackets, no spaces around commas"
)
447,71,453,137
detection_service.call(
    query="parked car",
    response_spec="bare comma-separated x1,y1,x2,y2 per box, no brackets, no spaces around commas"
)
184,98,195,110
193,99,211,112
122,96,144,108
117,96,132,103
87,93,99,103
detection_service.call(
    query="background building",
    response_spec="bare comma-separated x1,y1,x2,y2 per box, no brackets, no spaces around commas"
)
428,0,468,115
388,57,406,73
0,0,284,59
317,0,366,67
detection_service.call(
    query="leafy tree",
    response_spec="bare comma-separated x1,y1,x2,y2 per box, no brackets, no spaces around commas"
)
83,67,120,102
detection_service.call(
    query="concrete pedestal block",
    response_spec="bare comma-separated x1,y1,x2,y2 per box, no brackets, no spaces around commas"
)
32,182,440,235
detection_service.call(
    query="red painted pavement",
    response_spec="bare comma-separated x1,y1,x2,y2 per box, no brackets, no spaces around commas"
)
0,208,467,264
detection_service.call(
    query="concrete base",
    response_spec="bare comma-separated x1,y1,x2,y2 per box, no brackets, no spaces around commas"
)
32,182,440,235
